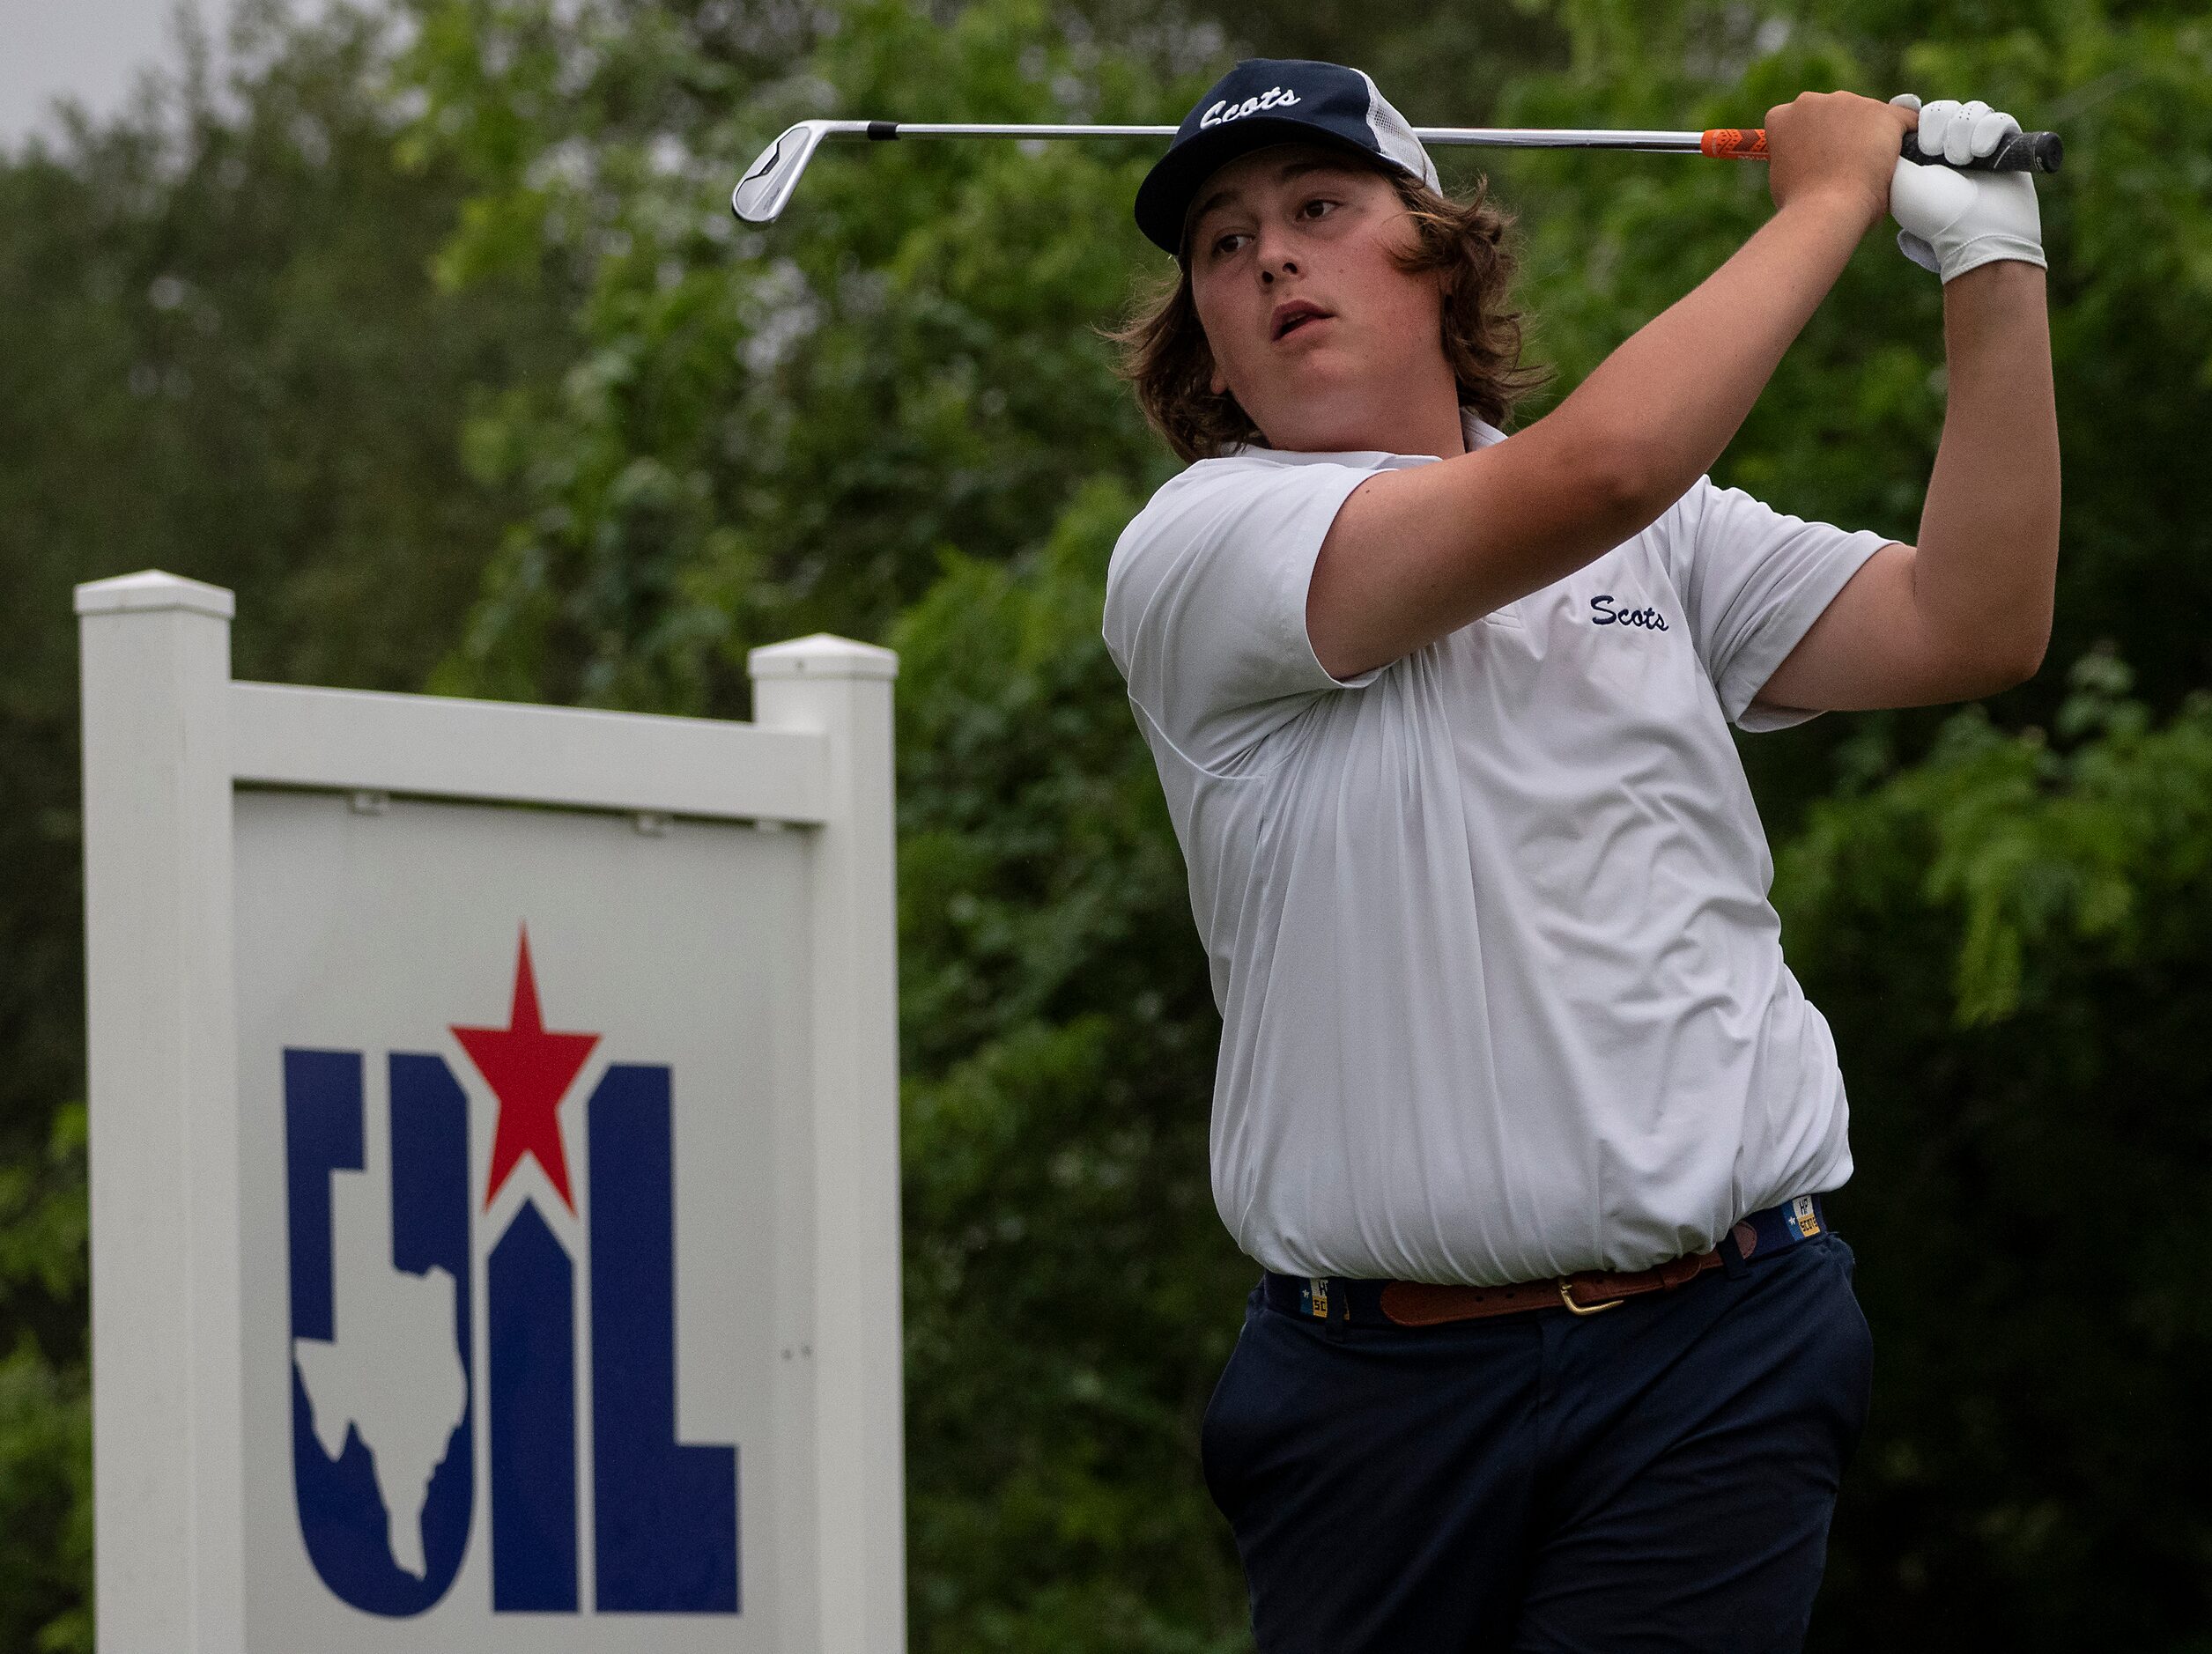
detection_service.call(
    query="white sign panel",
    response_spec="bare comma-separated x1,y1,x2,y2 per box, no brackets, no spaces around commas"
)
77,572,905,1654
236,794,805,1645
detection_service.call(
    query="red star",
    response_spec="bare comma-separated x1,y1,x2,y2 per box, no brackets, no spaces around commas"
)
453,927,599,1211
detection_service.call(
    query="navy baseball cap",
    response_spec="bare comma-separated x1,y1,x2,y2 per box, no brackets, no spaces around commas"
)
1135,59,1441,258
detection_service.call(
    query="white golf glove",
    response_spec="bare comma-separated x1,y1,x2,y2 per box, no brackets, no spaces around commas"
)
1887,93,2046,283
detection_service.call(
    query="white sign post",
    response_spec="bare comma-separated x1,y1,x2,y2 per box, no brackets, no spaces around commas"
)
77,571,904,1653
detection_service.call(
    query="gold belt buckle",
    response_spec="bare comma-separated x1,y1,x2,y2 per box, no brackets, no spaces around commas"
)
1557,1277,1624,1316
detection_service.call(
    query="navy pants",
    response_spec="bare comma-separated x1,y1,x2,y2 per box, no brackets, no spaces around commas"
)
1202,1233,1873,1653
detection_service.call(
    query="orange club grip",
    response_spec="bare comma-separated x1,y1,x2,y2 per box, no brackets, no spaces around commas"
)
1700,128,1770,160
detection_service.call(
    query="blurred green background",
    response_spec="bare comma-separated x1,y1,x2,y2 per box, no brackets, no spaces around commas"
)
4,0,2209,1647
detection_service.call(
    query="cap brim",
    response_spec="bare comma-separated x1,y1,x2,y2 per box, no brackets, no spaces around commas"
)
1134,119,1402,258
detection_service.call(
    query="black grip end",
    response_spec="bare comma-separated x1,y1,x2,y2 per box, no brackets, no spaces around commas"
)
1902,128,2063,175
2009,129,2063,174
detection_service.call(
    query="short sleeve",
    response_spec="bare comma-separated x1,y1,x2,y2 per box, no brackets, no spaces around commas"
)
1103,456,1382,772
1663,478,1890,732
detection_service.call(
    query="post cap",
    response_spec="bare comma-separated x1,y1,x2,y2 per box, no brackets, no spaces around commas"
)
748,633,899,682
74,571,236,620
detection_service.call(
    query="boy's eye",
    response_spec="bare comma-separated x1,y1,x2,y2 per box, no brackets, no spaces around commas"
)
1206,196,1339,256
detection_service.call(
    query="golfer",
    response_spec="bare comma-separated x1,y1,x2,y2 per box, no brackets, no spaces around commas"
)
1102,58,2057,1651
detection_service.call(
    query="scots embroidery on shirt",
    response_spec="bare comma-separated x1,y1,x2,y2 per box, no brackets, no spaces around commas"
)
1589,594,1669,631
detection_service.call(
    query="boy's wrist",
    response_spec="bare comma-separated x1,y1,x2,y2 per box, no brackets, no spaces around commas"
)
1772,188,1882,240
1939,257,2049,356
1942,256,2047,302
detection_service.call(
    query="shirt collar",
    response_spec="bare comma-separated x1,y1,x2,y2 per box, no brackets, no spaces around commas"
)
1224,405,1506,466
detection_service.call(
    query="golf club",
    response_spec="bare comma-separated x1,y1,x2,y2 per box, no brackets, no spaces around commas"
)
732,117,2062,225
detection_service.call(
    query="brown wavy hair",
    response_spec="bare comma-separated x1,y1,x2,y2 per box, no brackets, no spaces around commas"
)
1107,166,1547,464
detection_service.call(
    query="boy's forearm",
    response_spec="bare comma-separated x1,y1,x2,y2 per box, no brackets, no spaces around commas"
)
1909,261,2060,682
1545,195,1874,509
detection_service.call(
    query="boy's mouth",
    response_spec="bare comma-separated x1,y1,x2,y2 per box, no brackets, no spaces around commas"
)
1271,300,1332,342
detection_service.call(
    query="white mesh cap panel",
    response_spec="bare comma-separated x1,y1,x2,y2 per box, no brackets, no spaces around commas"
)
1358,69,1440,191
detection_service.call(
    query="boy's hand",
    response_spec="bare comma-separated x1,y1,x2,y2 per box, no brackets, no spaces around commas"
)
1888,95,2048,282
1764,90,1921,229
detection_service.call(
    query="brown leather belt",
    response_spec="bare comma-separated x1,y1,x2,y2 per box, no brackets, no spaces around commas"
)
1261,1197,1828,1330
1379,1246,1725,1325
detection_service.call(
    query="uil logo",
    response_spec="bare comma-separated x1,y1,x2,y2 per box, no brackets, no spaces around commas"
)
282,927,738,1617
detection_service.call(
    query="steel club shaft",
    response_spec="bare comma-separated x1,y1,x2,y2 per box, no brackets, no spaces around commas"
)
733,118,2060,225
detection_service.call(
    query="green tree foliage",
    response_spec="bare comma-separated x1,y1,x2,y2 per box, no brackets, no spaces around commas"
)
0,1109,90,1651
397,7,1260,1641
394,0,2212,1645
1780,658,2212,1643
0,4,571,1643
1485,0,2212,823
400,0,1193,711
893,492,1249,1649
5,0,2211,1646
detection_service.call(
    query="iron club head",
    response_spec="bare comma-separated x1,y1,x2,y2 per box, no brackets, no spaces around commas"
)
732,120,868,224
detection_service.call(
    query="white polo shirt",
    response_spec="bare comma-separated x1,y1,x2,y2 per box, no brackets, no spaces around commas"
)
1103,410,1889,1285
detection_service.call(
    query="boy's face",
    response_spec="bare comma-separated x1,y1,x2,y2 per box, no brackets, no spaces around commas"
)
1185,142,1451,453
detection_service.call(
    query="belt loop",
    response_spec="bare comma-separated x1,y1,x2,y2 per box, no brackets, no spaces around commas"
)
1325,1278,1350,1341
1720,1219,1754,1280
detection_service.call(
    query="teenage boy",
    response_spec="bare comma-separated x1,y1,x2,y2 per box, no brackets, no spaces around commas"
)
1103,57,2056,1652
